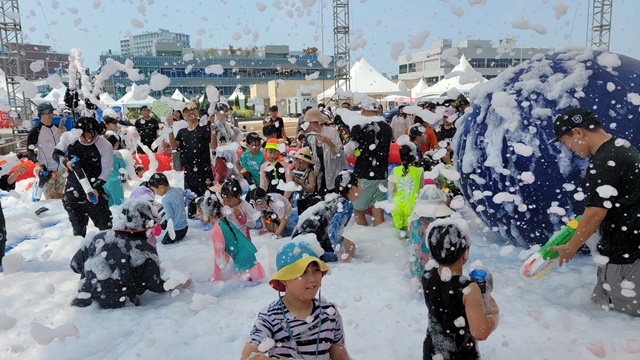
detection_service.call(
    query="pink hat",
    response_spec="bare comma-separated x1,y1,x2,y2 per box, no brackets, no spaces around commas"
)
131,186,155,202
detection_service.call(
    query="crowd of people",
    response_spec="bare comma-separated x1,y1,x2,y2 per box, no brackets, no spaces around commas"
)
6,94,639,359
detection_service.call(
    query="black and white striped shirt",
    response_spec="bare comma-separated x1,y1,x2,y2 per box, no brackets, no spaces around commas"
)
249,298,345,359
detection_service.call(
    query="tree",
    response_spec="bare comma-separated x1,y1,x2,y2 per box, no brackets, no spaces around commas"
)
234,95,240,110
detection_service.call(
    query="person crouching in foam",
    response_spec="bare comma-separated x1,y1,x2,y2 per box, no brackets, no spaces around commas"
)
241,236,350,360
70,198,191,309
195,191,265,282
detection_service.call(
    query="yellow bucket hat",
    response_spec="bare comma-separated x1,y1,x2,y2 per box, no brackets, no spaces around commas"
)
269,236,330,291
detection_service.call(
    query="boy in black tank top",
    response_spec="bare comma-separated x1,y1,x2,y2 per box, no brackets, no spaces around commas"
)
422,218,500,360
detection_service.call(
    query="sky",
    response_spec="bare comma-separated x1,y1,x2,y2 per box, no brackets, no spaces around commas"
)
18,0,640,77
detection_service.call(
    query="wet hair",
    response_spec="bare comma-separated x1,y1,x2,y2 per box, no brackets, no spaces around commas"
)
220,178,242,198
427,221,470,265
195,192,224,219
246,187,268,204
399,145,416,177
413,116,425,126
408,124,425,141
398,105,407,119
246,132,262,145
75,116,104,137
269,105,278,112
335,170,359,197
104,131,121,147
148,172,170,187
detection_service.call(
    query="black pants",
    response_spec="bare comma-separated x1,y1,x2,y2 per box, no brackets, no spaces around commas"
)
162,226,188,244
184,171,211,218
63,196,113,237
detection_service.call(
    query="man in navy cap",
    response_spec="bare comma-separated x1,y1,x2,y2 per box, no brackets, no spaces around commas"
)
26,102,66,199
549,107,640,316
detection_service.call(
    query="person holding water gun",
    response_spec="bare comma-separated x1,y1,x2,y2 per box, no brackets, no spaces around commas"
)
53,117,113,237
547,108,640,316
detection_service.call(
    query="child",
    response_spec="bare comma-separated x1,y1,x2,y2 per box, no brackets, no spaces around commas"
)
407,180,454,281
195,191,265,282
103,131,127,207
291,171,359,263
292,147,321,215
219,178,256,240
70,198,190,308
148,173,189,244
259,138,293,199
247,187,297,238
135,165,145,178
389,144,424,230
422,218,500,359
241,236,350,360
238,132,265,187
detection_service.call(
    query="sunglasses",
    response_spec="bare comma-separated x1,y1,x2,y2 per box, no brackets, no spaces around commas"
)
249,197,265,205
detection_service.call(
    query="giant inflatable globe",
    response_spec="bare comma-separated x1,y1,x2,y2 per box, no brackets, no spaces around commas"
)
454,48,640,248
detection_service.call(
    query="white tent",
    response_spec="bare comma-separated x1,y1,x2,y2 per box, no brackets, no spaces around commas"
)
227,90,246,108
317,57,404,101
415,55,486,98
44,85,67,107
117,84,156,108
99,92,119,106
411,78,430,99
170,89,186,102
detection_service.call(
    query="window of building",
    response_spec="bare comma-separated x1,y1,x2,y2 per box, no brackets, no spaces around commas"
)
399,64,407,74
470,58,485,68
407,63,416,73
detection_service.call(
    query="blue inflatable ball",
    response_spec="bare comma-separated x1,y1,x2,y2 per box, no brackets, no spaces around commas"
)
454,48,640,248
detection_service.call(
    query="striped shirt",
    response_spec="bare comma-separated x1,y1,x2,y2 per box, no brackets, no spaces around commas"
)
249,298,345,359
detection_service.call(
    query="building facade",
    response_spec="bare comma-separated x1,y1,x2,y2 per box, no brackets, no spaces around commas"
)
100,45,335,101
0,44,69,82
120,29,190,56
398,39,551,85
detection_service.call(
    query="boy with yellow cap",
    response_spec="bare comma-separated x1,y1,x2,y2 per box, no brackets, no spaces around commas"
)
241,235,350,360
259,138,293,199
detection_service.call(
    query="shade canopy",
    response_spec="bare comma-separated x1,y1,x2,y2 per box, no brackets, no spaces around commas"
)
414,55,486,98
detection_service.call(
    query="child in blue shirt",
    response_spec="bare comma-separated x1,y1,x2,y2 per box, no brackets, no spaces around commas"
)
238,132,265,187
148,173,189,244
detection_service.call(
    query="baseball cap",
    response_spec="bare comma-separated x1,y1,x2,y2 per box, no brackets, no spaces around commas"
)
360,97,380,112
549,108,601,144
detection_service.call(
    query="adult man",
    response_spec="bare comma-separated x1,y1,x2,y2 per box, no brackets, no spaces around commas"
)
549,108,640,316
53,117,113,237
262,105,286,140
210,101,242,184
166,101,215,217
304,108,348,195
345,97,392,226
26,102,66,199
135,105,159,150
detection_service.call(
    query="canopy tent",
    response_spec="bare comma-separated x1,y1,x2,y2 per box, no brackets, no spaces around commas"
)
170,88,187,102
415,55,486,98
227,89,246,108
43,85,67,107
411,78,430,99
317,57,404,101
117,84,156,108
99,92,119,106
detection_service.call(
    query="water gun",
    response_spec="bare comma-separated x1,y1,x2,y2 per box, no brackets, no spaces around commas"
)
469,269,493,312
32,166,56,201
520,215,581,279
70,157,98,204
0,152,32,177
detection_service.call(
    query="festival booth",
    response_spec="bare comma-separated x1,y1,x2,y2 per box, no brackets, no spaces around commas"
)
414,55,486,99
117,84,156,109
170,89,187,102
317,57,406,102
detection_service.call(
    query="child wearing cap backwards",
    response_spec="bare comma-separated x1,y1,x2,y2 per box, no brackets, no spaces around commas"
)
291,171,359,263
195,191,264,282
292,147,321,215
238,132,265,187
260,138,293,199
147,173,189,245
241,235,350,360
422,218,499,360
389,143,424,232
219,178,256,240
246,187,297,239
70,198,191,308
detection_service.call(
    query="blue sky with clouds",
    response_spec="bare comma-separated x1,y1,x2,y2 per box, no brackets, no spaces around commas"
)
20,0,639,75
